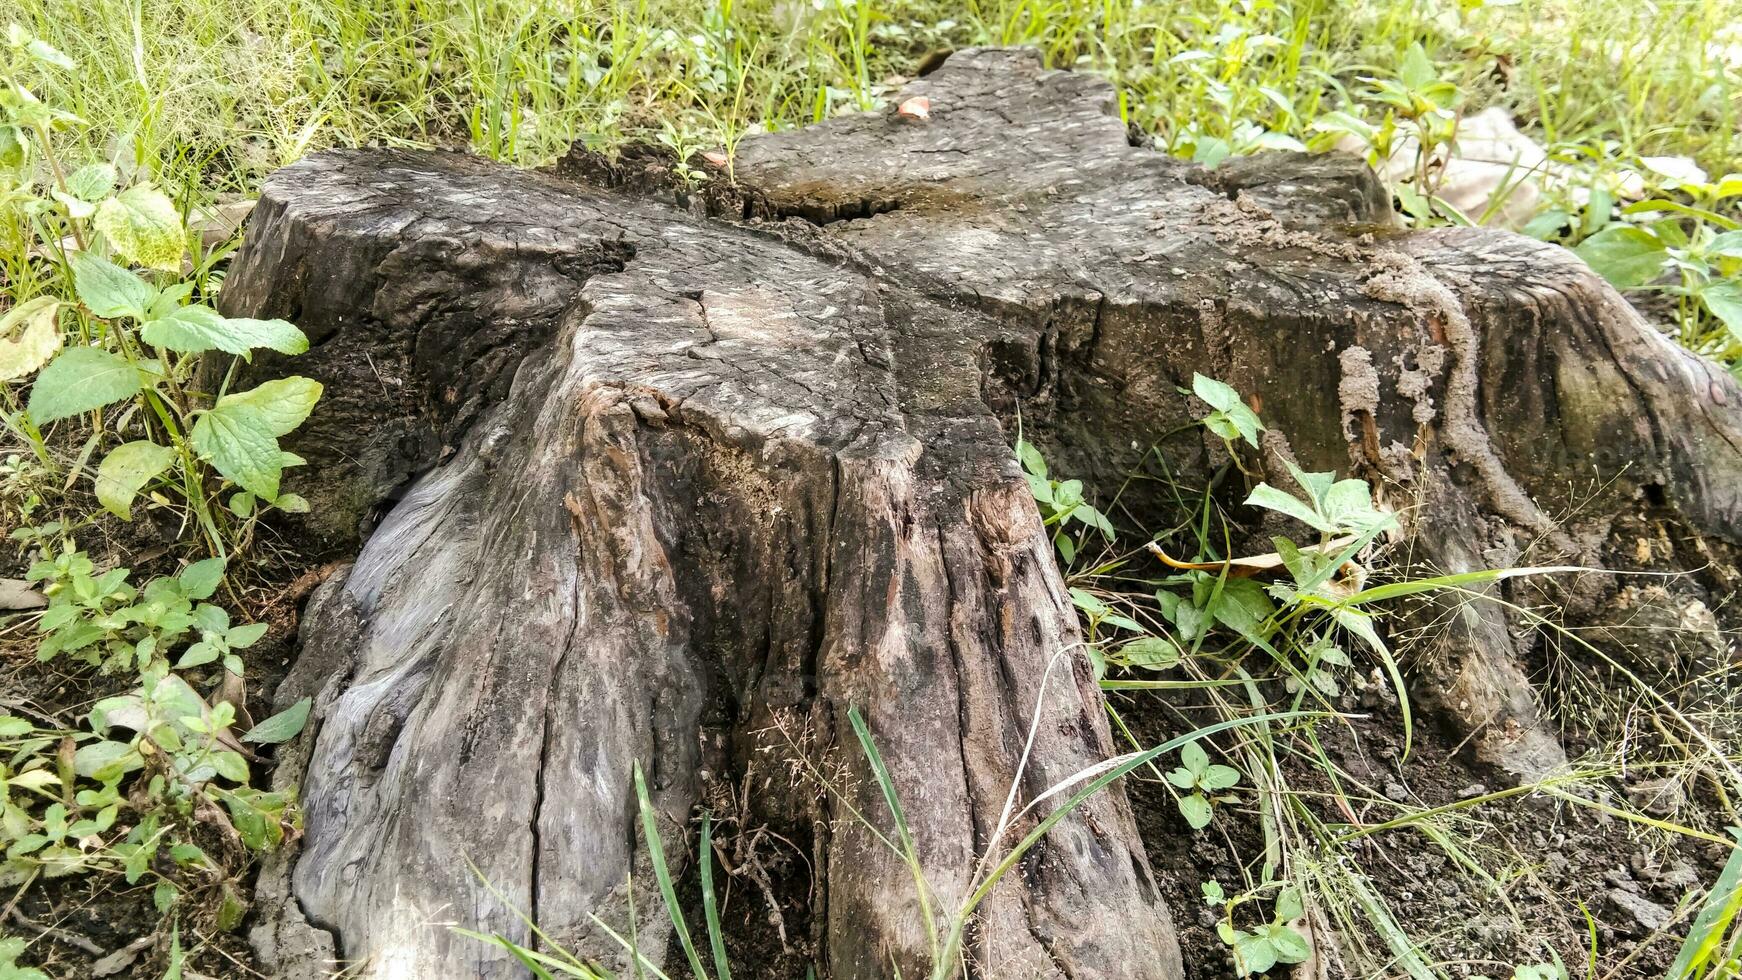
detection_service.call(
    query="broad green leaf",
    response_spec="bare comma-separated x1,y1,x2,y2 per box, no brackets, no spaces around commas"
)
1121,636,1181,670
73,740,141,779
1178,793,1213,829
1700,281,1742,343
141,305,308,358
1267,924,1312,963
24,37,74,70
0,296,62,381
26,346,140,423
1191,373,1242,413
176,642,219,668
94,185,184,273
1201,764,1241,790
1180,740,1209,773
1016,438,1047,477
272,492,310,513
52,190,96,219
94,440,176,519
0,125,26,168
1275,886,1305,922
241,697,312,745
190,378,322,499
1235,934,1278,975
1712,231,1742,259
227,622,268,648
65,163,116,202
1246,483,1328,531
220,377,322,436
70,250,154,320
1398,42,1436,92
179,558,226,600
1574,225,1667,289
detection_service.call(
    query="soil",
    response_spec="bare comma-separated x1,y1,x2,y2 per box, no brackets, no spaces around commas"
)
1123,605,1735,980
0,516,309,980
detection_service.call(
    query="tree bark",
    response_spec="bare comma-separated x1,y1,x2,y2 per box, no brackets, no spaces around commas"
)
222,48,1742,979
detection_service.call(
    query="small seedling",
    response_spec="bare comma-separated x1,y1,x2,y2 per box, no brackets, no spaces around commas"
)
1214,885,1313,977
1166,739,1241,829
1018,438,1114,562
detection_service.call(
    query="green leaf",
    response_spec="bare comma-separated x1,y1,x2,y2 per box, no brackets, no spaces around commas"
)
1194,374,1268,447
240,697,312,745
1234,934,1278,976
227,622,268,648
1267,923,1312,963
0,296,62,381
65,163,116,202
1201,764,1241,791
70,250,154,320
217,377,323,437
94,185,184,273
26,346,140,423
176,641,219,668
1665,828,1742,979
190,377,322,499
1574,225,1668,289
1246,483,1328,531
1180,740,1209,774
1397,42,1437,92
1274,886,1304,921
73,740,140,779
272,492,310,514
179,558,226,600
141,305,308,358
1708,230,1742,259
0,125,27,168
1015,438,1047,478
1521,209,1570,241
1178,792,1213,829
95,440,177,519
1700,281,1742,343
1121,636,1181,670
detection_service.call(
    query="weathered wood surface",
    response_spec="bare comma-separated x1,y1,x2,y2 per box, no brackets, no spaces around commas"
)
222,48,1742,979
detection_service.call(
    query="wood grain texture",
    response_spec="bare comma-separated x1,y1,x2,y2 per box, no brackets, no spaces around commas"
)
223,47,1741,979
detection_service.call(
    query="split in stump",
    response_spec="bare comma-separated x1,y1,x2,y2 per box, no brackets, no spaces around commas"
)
221,48,1742,979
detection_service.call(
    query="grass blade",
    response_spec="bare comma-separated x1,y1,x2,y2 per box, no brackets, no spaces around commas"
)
634,761,710,980
1666,828,1742,978
700,813,733,980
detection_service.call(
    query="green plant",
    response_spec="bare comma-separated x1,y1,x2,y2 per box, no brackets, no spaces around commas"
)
0,24,321,557
1204,881,1313,977
1667,828,1742,980
1018,437,1113,563
1310,42,1468,224
455,761,739,980
0,937,48,980
2,545,309,924
1165,738,1241,829
1568,172,1742,366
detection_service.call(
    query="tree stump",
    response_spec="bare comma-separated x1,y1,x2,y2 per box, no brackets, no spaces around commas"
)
221,48,1742,979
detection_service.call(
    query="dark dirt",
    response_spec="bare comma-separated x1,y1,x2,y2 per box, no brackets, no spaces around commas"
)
0,523,309,979
1119,584,1735,980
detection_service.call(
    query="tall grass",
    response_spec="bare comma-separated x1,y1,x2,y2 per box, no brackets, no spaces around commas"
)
10,0,1739,191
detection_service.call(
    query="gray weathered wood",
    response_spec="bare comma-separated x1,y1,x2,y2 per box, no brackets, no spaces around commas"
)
222,47,1742,979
